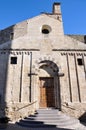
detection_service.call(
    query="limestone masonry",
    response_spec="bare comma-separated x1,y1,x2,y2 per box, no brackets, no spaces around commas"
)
0,3,86,121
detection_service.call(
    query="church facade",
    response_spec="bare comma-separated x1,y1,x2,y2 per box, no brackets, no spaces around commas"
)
0,3,86,120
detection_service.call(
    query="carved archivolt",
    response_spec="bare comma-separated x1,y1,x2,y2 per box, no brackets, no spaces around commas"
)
34,56,60,75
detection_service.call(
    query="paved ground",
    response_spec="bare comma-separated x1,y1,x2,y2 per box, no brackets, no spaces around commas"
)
0,122,86,130
0,123,71,130
0,122,72,130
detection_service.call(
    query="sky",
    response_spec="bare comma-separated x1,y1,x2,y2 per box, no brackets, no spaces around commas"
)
0,0,86,34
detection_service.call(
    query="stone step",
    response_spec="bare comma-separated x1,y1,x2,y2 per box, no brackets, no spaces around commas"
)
22,118,79,124
20,118,79,126
37,109,59,113
17,109,81,129
17,122,57,128
25,116,71,120
17,121,78,129
29,113,68,118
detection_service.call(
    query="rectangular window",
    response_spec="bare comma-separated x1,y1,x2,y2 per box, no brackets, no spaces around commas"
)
10,32,14,40
11,57,17,64
77,58,83,66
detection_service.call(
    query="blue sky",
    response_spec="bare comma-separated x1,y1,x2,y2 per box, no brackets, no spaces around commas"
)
0,0,86,34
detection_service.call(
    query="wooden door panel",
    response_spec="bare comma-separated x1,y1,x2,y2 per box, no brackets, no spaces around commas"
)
39,77,55,108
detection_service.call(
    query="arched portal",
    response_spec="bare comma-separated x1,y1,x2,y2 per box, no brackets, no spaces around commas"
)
38,60,61,109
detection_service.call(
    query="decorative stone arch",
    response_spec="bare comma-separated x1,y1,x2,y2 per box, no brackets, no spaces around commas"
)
38,60,59,79
33,57,61,109
34,56,61,75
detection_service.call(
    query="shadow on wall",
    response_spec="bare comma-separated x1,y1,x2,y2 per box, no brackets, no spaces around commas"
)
84,35,86,44
0,25,15,120
79,112,86,126
0,20,28,121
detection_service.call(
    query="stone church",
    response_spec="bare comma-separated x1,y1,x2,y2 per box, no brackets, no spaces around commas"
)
0,2,86,121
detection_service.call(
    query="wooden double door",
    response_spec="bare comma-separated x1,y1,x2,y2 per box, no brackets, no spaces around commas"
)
39,77,55,108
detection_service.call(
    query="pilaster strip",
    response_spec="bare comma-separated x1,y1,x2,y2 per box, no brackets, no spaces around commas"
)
82,54,86,79
66,54,72,102
19,53,24,102
74,54,81,102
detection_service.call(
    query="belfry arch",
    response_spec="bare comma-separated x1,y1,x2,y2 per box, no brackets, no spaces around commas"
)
36,60,61,109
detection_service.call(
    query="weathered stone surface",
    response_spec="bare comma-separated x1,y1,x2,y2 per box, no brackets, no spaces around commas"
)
0,3,85,121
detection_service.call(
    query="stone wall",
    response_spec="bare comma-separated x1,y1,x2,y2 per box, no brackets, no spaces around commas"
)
0,49,86,120
0,20,28,45
59,52,86,103
0,3,86,121
68,35,86,43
